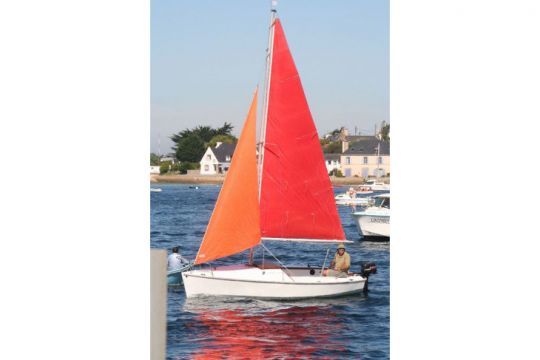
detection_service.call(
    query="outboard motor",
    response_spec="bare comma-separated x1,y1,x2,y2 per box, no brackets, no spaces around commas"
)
361,262,377,294
361,262,377,277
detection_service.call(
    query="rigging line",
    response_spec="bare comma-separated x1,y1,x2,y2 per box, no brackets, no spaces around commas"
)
260,242,295,282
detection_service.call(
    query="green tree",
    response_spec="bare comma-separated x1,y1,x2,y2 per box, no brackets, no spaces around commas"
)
174,134,206,162
380,123,390,142
150,153,160,166
170,163,180,172
159,161,172,174
207,134,237,148
179,162,199,174
170,122,235,161
324,141,342,153
215,122,233,136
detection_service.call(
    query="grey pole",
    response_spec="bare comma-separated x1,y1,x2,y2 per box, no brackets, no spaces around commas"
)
151,249,167,360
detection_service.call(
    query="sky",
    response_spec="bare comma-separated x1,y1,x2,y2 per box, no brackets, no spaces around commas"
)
151,0,389,155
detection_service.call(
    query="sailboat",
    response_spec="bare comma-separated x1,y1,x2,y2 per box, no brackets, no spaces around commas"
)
182,8,376,299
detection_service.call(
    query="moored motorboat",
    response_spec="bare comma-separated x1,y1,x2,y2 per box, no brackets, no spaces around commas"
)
150,188,162,192
362,179,390,192
352,193,390,240
335,193,370,206
335,187,372,206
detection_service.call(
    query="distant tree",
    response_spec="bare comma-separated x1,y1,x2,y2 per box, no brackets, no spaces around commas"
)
207,134,237,148
179,162,199,174
150,153,160,166
329,169,344,177
215,122,233,137
380,122,390,142
159,161,172,174
170,163,180,172
174,134,206,163
170,122,235,161
325,141,342,154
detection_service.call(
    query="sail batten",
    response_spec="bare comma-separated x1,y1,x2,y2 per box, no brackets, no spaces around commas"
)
194,90,261,265
259,19,346,241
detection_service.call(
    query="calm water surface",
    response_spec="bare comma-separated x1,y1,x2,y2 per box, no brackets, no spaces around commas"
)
151,184,389,359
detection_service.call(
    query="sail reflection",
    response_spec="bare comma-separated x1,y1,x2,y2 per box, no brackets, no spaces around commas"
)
184,301,347,359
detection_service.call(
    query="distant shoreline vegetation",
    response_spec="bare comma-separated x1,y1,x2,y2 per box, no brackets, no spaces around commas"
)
151,122,390,176
171,122,237,163
151,123,237,174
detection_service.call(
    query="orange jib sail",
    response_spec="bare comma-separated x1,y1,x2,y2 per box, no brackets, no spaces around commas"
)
194,90,261,265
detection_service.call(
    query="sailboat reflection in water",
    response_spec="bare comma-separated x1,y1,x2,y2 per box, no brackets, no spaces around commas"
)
185,303,348,359
182,6,376,299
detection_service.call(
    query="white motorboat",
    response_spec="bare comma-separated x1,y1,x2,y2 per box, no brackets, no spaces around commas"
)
150,188,162,192
335,193,371,206
182,9,376,299
352,193,390,239
335,187,373,206
362,179,390,192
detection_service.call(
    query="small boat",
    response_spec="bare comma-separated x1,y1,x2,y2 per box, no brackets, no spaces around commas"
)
335,193,370,206
167,263,192,286
352,193,390,240
150,188,162,192
182,7,375,299
189,186,199,189
335,187,373,205
361,180,390,192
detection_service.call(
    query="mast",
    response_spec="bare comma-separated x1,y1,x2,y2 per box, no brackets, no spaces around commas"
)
257,1,277,199
377,141,381,181
251,1,277,264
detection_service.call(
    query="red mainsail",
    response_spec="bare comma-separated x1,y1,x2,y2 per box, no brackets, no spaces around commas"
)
260,19,345,241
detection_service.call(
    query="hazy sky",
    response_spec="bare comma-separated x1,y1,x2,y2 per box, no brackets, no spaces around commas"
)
151,0,388,155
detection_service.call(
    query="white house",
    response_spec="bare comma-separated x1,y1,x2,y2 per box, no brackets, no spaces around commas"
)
150,166,160,174
324,153,341,174
159,154,177,164
199,142,236,175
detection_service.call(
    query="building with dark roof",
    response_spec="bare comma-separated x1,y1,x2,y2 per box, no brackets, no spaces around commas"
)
199,142,237,175
340,136,390,178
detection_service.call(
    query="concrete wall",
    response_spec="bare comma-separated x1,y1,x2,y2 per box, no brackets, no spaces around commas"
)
150,249,167,360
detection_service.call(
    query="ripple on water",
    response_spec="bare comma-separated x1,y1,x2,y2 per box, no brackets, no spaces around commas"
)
152,184,389,359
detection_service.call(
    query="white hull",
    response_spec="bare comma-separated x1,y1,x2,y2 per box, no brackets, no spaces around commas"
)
369,185,390,192
334,194,370,206
150,188,162,192
182,264,366,299
353,212,390,238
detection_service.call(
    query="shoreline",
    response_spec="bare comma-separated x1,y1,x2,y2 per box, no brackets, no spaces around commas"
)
151,174,389,186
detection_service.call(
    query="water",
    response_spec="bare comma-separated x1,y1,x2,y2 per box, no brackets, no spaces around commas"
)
151,184,389,359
